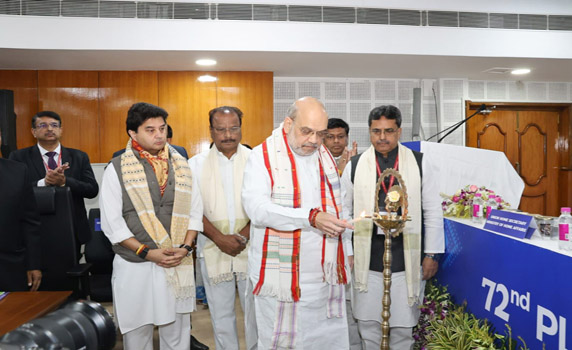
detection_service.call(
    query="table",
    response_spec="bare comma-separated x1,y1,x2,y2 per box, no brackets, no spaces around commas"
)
0,291,72,336
437,218,571,350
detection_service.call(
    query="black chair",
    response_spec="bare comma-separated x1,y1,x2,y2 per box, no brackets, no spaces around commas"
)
84,208,114,302
33,187,91,299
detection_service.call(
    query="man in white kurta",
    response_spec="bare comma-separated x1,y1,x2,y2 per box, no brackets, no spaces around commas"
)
100,102,203,350
188,106,254,350
341,105,444,350
242,97,353,350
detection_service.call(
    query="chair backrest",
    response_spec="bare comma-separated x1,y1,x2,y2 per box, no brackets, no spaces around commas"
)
85,208,114,274
33,187,78,291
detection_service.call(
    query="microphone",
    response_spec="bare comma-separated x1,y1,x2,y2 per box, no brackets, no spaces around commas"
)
435,104,491,143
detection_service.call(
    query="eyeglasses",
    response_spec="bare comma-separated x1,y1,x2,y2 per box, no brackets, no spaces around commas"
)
297,125,328,139
370,128,398,136
211,126,241,134
35,122,61,129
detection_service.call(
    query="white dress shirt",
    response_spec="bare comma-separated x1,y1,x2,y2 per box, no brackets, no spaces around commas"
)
36,143,61,187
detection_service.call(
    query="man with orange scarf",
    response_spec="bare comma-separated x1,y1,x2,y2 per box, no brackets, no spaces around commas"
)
100,102,203,350
242,97,354,349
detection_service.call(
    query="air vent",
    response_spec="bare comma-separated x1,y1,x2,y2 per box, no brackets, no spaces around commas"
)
23,0,59,16
483,67,512,74
323,6,355,24
519,14,547,30
0,0,20,15
389,9,421,26
253,4,286,21
549,15,572,31
137,2,173,19
489,13,518,29
62,0,98,18
100,1,136,18
289,5,321,22
325,82,346,100
217,3,252,20
460,12,488,28
356,8,388,25
428,11,458,27
174,2,209,19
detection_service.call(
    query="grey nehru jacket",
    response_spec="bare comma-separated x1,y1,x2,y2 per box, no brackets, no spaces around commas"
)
111,152,176,262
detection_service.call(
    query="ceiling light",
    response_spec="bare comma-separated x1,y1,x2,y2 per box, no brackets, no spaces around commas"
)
511,68,531,75
196,59,217,66
198,75,217,83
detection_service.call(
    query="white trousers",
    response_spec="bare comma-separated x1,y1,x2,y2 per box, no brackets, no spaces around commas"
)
346,284,362,350
200,257,246,350
358,321,414,350
123,313,191,350
253,282,349,350
244,278,259,350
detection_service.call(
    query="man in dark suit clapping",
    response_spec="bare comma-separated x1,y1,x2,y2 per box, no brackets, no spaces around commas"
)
0,127,42,291
9,111,99,255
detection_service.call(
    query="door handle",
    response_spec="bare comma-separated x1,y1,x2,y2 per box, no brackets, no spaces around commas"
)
515,162,521,174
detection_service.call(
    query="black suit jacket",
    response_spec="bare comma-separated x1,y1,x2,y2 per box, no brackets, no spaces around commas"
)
9,145,99,244
0,159,41,291
112,144,189,160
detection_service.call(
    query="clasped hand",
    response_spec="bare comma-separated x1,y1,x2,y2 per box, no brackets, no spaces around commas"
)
147,247,188,268
45,163,69,186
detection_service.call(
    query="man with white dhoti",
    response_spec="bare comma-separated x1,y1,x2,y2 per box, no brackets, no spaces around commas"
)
100,102,203,350
242,97,354,349
189,106,255,350
341,105,444,350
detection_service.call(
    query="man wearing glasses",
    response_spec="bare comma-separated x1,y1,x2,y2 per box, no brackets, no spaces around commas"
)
242,97,354,349
10,111,98,255
188,106,253,350
340,105,444,349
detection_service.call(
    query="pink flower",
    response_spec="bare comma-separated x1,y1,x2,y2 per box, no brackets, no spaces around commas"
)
452,196,460,203
469,185,478,192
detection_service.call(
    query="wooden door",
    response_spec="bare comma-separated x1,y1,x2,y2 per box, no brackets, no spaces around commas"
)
466,103,561,216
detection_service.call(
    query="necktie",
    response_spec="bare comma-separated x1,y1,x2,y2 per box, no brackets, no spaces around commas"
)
46,151,57,170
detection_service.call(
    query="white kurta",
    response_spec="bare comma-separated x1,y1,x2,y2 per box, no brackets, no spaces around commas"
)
188,148,238,258
340,153,444,326
188,148,248,350
99,164,203,334
242,145,351,349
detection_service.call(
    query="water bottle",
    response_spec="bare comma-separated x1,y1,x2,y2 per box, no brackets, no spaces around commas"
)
472,193,485,224
486,194,497,219
558,207,572,250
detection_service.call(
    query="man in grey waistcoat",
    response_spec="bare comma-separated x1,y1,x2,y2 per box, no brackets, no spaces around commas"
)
341,105,444,350
100,102,203,350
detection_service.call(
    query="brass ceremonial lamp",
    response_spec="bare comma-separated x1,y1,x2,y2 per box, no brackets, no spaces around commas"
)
371,168,409,350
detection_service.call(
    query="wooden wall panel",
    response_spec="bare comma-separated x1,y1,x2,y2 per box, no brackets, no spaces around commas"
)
217,72,274,149
158,71,217,158
0,70,38,149
99,71,158,162
38,71,100,162
1,70,274,163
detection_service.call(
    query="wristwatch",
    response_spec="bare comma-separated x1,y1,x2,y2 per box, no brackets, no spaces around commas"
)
179,244,193,257
425,253,442,262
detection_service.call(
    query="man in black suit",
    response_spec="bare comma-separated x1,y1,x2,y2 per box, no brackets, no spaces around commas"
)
0,127,42,291
9,111,99,252
112,125,189,159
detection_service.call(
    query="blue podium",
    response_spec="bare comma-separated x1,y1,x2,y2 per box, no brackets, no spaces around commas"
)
437,218,571,350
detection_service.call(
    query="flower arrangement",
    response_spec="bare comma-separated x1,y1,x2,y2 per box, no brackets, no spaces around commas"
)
414,280,530,350
440,185,510,219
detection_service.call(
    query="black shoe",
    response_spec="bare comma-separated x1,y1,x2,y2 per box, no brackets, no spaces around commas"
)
191,335,209,350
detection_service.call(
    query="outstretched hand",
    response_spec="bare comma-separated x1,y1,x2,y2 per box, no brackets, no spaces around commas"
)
314,212,353,238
